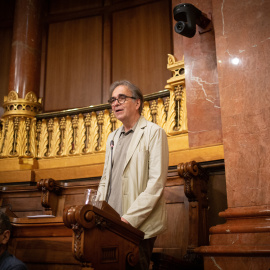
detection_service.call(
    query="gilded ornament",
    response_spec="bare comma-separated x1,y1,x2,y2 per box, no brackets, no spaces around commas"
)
157,98,166,129
70,115,79,155
150,100,158,124
100,110,112,152
75,114,86,154
7,91,18,101
165,87,176,136
57,117,66,156
88,112,98,153
16,117,27,157
3,118,13,156
45,118,54,157
50,118,60,157
83,113,91,153
11,117,20,155
38,119,48,158
29,118,37,157
25,91,37,102
3,91,42,118
96,111,105,151
63,116,73,156
142,101,152,122
167,54,176,66
0,119,7,155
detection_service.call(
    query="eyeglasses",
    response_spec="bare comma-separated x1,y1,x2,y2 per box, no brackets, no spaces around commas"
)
108,94,136,105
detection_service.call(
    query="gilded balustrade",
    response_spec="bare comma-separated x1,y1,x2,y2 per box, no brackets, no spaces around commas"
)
0,55,186,160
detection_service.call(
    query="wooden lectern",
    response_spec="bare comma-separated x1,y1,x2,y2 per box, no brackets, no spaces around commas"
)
63,201,144,270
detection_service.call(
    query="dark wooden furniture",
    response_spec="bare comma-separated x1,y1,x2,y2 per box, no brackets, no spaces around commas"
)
0,161,209,269
63,201,144,269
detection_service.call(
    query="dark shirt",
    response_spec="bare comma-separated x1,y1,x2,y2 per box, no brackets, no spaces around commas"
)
107,122,138,216
0,250,28,270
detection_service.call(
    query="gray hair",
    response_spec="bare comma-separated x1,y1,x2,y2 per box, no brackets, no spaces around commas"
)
109,80,144,114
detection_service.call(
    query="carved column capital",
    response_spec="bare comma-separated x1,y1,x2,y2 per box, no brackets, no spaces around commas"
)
3,91,42,118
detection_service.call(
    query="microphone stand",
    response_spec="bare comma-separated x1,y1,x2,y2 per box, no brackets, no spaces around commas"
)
105,140,114,202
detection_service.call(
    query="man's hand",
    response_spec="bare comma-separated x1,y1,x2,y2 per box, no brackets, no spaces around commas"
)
121,217,130,224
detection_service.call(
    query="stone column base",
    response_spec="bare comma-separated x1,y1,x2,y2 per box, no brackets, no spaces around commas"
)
195,205,270,270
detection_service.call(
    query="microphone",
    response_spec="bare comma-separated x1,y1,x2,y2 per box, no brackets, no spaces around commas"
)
106,140,114,202
110,140,114,149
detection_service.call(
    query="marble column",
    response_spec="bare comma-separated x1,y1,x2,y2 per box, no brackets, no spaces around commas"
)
196,0,270,268
3,0,43,117
181,0,223,147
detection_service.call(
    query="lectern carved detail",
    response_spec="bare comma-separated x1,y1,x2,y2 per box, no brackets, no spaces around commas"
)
63,202,144,270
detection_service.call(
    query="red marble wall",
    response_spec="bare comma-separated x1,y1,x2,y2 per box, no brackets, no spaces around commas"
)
174,0,223,147
212,0,270,208
185,1,270,267
173,0,270,207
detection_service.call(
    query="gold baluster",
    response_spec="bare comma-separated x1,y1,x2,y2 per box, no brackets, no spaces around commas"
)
142,101,151,122
110,111,116,132
3,118,13,156
11,117,20,155
29,118,37,157
58,117,66,156
70,115,79,154
51,117,60,157
83,113,91,153
17,117,27,157
157,98,166,129
174,84,183,131
150,100,158,124
96,111,104,152
0,119,8,155
45,119,54,157
25,118,31,156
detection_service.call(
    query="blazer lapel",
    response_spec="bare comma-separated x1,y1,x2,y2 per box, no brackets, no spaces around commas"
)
106,128,121,182
112,128,121,159
123,116,147,170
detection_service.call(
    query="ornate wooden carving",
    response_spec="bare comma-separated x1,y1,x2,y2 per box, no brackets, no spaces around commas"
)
63,201,144,270
177,161,209,265
37,178,61,216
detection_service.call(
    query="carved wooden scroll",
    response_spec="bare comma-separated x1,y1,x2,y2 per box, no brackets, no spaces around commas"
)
177,161,209,265
37,178,61,216
63,201,144,270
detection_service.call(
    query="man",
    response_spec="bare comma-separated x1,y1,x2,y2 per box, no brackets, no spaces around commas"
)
0,211,28,270
98,80,169,269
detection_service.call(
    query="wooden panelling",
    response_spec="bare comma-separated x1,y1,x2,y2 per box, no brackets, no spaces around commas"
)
48,0,102,15
112,0,172,95
11,237,78,264
207,172,227,228
44,16,103,111
2,174,190,262
1,0,173,114
155,202,189,258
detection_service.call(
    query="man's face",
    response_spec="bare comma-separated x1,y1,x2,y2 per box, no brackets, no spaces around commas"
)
111,85,140,123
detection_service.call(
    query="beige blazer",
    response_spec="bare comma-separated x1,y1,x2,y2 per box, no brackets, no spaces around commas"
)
98,116,169,239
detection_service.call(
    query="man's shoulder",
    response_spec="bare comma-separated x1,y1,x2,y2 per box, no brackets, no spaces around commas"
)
0,252,27,270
